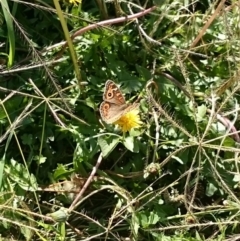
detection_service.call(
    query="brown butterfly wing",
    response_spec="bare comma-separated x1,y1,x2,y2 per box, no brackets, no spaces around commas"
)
103,80,125,105
100,101,128,124
100,101,139,124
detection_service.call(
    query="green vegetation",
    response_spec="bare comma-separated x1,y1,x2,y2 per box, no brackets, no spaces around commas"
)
1,0,240,240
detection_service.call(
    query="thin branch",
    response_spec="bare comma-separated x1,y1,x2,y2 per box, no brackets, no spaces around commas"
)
68,152,103,212
56,6,157,59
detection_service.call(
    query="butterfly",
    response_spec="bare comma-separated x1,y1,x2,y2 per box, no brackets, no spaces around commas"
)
99,80,139,124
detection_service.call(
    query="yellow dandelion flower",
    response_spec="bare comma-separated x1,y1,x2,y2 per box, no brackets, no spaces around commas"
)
114,109,142,133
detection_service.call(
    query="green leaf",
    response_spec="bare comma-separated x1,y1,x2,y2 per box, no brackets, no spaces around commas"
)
53,164,74,180
98,135,120,157
5,159,38,191
33,155,47,165
1,0,15,67
196,104,207,122
148,211,160,225
131,213,140,238
129,128,142,137
122,136,139,153
223,136,235,147
0,155,5,190
123,136,134,152
135,65,152,80
206,182,218,197
21,134,33,146
171,155,184,164
233,174,240,182
138,213,149,228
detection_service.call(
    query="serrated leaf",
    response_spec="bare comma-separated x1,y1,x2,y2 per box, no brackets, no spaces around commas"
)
5,159,38,191
135,65,151,80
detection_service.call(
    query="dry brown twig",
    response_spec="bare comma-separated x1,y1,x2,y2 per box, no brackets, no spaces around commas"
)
55,6,157,59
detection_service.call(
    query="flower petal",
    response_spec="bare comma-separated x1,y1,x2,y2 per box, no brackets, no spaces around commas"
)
114,109,142,132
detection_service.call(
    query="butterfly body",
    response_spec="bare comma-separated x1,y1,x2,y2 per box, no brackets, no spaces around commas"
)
100,80,138,124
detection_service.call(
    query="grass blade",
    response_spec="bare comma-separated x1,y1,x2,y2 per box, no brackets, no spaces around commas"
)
1,0,15,67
